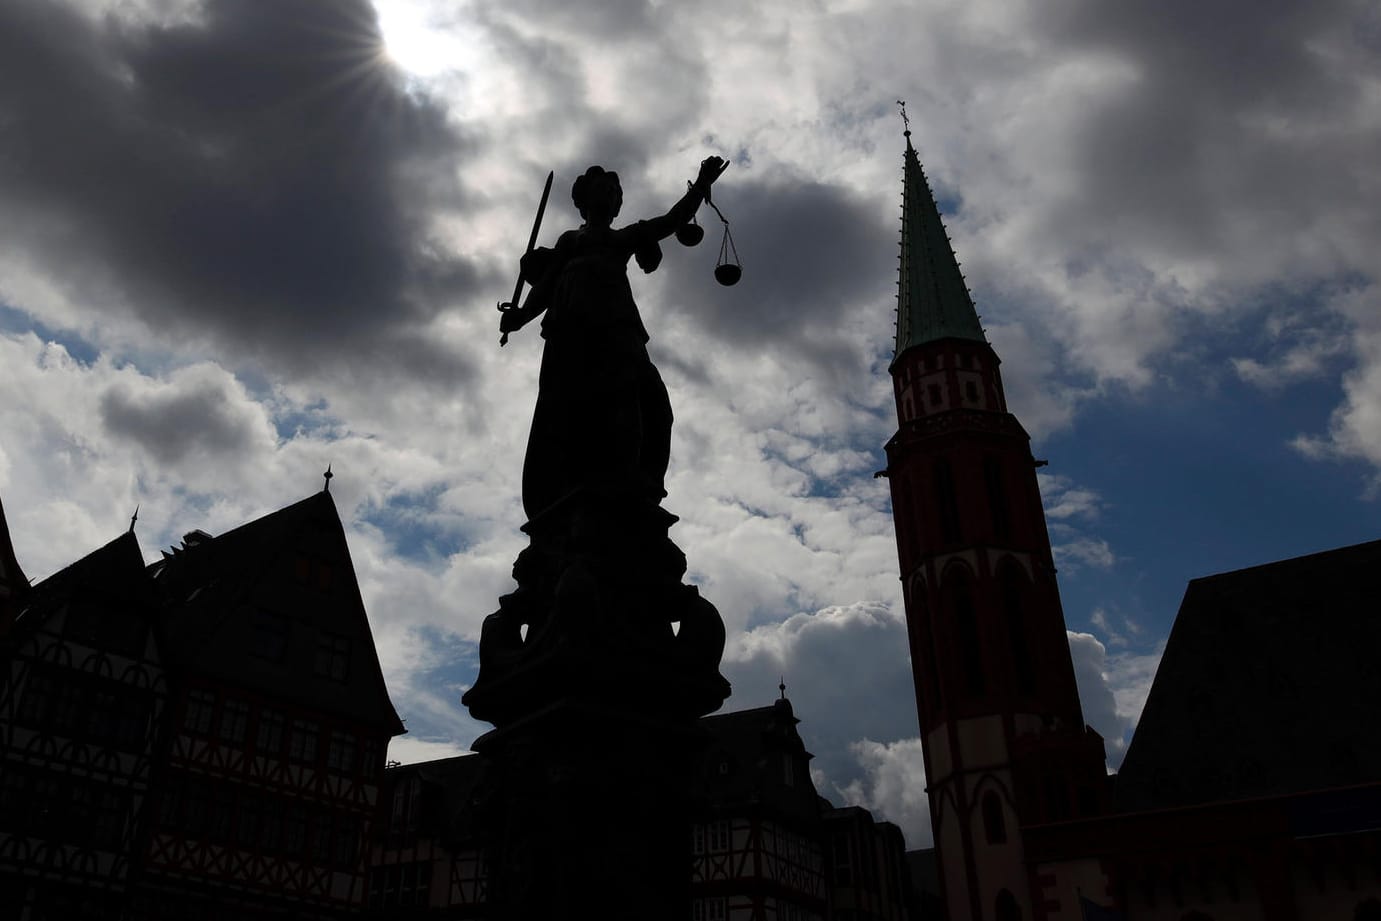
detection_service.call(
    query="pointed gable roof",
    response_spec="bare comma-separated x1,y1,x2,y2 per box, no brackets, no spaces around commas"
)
150,490,404,734
9,529,156,650
893,132,986,363
1115,539,1381,813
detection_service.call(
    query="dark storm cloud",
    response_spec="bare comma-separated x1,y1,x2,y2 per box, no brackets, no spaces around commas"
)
101,371,269,466
1033,0,1381,264
0,0,483,378
659,176,895,368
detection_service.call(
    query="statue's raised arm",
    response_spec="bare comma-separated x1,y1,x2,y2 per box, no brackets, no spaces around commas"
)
637,156,729,242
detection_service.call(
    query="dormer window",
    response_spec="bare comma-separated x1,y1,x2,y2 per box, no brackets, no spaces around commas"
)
315,632,350,682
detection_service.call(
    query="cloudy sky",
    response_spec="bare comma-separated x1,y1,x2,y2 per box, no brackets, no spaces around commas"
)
2,0,1378,848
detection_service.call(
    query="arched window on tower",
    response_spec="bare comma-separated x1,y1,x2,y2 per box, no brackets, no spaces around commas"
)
983,456,1011,540
995,888,1022,921
947,571,985,698
911,582,943,713
999,566,1037,696
934,459,961,543
982,791,1006,844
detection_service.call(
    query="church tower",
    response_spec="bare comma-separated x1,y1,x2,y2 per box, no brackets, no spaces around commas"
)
882,126,1108,921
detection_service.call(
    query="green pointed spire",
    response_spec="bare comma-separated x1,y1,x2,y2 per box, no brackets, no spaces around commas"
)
894,133,986,360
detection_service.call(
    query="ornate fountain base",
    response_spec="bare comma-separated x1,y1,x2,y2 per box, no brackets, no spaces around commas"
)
462,486,730,919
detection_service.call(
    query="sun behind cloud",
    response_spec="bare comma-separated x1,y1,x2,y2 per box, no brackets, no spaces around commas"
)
373,0,466,78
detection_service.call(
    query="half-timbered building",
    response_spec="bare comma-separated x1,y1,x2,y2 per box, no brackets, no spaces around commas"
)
129,490,405,919
366,754,488,915
362,693,911,921
0,522,168,920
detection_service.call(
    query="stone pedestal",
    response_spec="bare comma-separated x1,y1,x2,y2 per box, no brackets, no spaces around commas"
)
462,487,730,919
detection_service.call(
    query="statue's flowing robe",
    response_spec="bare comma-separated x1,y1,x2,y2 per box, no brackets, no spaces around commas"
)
522,221,673,519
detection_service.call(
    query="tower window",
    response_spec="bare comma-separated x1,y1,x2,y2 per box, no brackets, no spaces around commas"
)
927,384,942,405
934,459,961,543
965,380,979,403
1001,570,1036,695
982,792,1007,844
984,457,1011,539
996,888,1022,921
913,592,943,712
950,576,985,698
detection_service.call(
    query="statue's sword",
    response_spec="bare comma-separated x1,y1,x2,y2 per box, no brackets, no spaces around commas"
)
498,169,555,346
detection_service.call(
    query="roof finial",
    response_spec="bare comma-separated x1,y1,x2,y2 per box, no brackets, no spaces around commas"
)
897,99,911,138
779,676,787,700
128,504,139,534
323,464,334,493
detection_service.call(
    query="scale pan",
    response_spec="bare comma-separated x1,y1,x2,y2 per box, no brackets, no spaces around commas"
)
714,264,742,286
676,223,705,246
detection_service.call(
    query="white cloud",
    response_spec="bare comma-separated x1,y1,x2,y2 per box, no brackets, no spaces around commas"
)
832,737,932,848
1067,630,1164,767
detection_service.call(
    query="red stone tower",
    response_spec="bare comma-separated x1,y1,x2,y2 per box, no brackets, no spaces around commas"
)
882,128,1108,921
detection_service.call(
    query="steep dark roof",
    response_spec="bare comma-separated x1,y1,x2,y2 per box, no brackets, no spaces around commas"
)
1116,539,1381,813
149,491,404,734
892,133,986,364
13,531,151,631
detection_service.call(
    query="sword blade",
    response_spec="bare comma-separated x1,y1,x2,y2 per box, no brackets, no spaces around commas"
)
509,170,554,307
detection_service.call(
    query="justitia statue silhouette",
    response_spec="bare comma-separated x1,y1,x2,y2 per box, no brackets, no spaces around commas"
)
463,157,735,919
465,156,733,728
497,156,729,519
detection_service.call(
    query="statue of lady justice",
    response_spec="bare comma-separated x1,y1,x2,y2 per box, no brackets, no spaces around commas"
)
498,156,729,519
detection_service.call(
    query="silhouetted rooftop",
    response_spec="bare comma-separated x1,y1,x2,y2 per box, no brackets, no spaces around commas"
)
149,491,404,733
1116,539,1381,812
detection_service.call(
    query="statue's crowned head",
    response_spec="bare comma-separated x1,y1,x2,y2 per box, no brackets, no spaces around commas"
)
572,166,623,224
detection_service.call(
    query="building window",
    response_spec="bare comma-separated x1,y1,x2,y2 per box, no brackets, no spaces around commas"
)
114,689,151,750
983,456,1011,540
692,898,728,921
328,813,360,867
284,804,307,856
261,802,284,852
982,792,1007,844
52,681,83,735
251,610,289,661
315,632,351,682
184,689,216,736
236,792,261,847
220,699,249,744
934,459,961,543
832,832,853,887
965,380,980,403
927,383,942,405
16,667,55,726
328,730,357,774
289,720,319,764
256,708,285,756
361,738,380,779
708,819,731,852
950,576,985,698
1001,570,1037,695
